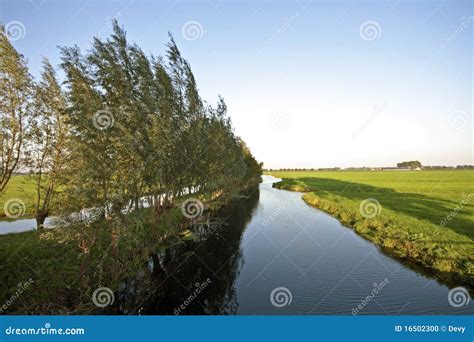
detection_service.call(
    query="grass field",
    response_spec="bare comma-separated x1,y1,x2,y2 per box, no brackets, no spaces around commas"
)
0,175,37,218
268,170,474,286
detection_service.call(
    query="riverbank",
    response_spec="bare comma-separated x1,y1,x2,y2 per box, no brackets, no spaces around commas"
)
0,181,260,314
270,170,473,288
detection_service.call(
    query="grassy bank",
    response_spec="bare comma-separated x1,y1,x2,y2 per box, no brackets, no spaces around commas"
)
0,205,186,314
269,170,474,287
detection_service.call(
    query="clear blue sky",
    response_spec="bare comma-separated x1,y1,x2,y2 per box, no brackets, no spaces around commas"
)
1,0,472,168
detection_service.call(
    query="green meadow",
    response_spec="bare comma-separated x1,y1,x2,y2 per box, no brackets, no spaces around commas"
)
0,176,37,218
268,170,474,285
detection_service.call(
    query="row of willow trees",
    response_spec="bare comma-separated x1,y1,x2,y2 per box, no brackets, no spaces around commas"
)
1,21,262,227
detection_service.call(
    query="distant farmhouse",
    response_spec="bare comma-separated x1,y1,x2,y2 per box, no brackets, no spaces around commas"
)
380,160,423,171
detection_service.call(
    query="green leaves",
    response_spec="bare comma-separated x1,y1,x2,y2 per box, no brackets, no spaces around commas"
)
0,26,34,193
57,21,261,220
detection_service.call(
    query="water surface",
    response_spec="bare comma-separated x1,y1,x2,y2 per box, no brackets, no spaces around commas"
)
0,217,54,234
118,176,473,315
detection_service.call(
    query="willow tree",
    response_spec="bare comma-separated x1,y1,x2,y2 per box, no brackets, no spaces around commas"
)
59,44,110,218
27,59,69,227
59,20,261,224
0,24,34,193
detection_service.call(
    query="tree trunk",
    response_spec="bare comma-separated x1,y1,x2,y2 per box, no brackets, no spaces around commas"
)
36,210,48,229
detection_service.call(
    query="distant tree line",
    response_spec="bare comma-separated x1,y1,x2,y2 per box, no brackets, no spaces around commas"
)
265,164,473,172
0,21,262,227
425,165,474,170
266,167,342,172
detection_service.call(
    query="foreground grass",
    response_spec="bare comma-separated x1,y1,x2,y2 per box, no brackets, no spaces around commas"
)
269,170,474,286
0,206,186,314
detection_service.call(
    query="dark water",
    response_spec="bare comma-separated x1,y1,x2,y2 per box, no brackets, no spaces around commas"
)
117,176,473,315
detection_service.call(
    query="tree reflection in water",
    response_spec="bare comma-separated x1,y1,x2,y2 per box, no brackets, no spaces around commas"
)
117,189,260,315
